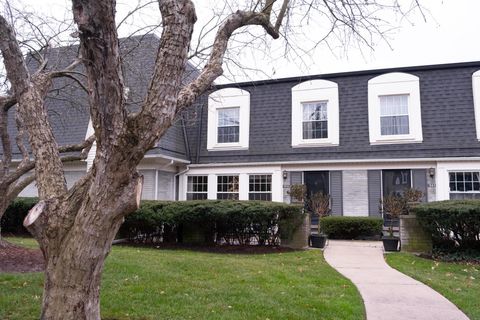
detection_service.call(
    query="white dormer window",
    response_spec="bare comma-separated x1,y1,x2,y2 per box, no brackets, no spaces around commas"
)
368,72,423,145
292,79,339,147
472,70,480,140
207,88,250,151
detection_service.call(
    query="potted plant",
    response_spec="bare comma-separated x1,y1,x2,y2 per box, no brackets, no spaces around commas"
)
380,194,405,252
306,192,331,248
403,188,423,214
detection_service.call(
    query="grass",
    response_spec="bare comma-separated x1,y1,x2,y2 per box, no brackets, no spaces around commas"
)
1,237,365,320
386,253,480,320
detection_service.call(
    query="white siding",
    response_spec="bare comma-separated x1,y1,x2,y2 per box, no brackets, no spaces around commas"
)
342,170,369,216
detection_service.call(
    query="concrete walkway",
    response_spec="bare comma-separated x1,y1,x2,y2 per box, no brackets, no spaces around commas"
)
323,240,469,320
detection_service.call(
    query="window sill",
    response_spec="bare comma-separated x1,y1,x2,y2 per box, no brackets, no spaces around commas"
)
292,141,339,148
370,137,422,145
207,144,249,151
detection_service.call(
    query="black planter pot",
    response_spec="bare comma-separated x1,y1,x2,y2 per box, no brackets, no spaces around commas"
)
310,234,327,248
382,237,400,252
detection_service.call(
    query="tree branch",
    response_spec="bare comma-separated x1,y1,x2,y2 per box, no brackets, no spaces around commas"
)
176,5,280,112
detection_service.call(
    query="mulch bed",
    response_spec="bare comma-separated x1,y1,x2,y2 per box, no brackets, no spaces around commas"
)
121,241,300,254
0,240,45,273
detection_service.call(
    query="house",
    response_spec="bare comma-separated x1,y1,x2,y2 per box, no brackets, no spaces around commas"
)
6,39,480,216
178,61,480,218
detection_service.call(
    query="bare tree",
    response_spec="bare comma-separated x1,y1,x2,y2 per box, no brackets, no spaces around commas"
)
0,3,94,242
0,0,422,318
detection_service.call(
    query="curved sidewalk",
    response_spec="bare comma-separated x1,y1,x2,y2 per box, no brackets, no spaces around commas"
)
323,240,469,320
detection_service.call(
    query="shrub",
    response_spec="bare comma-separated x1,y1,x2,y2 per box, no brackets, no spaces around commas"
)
414,200,480,251
1,197,38,235
321,216,383,240
119,200,305,245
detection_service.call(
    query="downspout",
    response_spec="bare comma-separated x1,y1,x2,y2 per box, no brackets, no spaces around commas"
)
174,166,190,201
195,104,204,164
181,115,191,161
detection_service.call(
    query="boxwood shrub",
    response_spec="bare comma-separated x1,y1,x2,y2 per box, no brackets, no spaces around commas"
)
120,200,305,245
1,197,38,235
320,216,383,240
414,200,480,251
4,198,304,246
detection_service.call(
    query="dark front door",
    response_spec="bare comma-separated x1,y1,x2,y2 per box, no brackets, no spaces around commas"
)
304,171,329,197
304,171,329,231
382,169,411,197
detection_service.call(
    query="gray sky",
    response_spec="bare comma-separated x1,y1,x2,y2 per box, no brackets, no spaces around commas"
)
23,0,480,83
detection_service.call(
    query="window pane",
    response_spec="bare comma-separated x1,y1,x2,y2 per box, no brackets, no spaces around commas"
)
218,108,239,126
248,174,272,201
380,115,409,135
187,176,208,200
217,175,239,200
380,95,408,116
218,126,239,143
303,121,328,139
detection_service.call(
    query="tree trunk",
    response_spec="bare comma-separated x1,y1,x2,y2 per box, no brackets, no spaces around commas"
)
40,218,122,320
24,169,143,320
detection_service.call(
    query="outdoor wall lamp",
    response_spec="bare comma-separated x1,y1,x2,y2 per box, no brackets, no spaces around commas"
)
283,170,288,180
428,167,435,177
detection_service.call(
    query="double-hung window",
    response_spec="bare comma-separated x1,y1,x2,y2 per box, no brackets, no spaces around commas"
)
449,171,480,199
248,174,272,201
368,72,422,144
217,107,240,143
207,88,250,150
380,95,409,136
186,176,208,200
291,80,339,147
302,102,328,139
217,175,239,200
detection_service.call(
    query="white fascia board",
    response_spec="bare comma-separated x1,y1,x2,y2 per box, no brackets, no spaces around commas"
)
187,157,480,168
473,70,480,140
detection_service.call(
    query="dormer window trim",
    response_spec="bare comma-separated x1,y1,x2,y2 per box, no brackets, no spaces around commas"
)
291,79,340,148
207,88,250,151
368,72,423,145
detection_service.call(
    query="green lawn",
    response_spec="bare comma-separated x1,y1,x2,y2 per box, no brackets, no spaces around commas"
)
1,237,365,320
386,253,480,320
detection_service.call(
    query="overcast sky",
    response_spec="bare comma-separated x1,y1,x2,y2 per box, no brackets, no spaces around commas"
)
24,0,480,83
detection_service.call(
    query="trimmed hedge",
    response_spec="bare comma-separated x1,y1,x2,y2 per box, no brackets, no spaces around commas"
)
120,200,305,245
320,216,383,240
3,198,305,246
1,197,38,235
414,200,480,251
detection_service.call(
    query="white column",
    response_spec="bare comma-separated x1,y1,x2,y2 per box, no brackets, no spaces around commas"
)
179,174,187,201
272,169,283,202
207,174,217,200
239,173,249,200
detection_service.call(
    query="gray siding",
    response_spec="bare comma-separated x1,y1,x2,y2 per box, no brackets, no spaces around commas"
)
342,170,369,216
157,171,175,200
330,171,342,216
412,169,428,202
140,170,156,200
368,170,382,217
188,63,480,164
290,172,303,185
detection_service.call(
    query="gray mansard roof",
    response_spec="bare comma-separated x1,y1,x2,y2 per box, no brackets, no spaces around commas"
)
187,61,480,164
1,34,196,161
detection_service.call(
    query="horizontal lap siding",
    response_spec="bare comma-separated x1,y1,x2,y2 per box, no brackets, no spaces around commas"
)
342,170,368,216
368,170,382,217
330,171,342,216
157,171,175,200
412,169,428,202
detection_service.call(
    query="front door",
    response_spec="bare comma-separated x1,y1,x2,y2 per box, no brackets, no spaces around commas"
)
304,171,329,233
